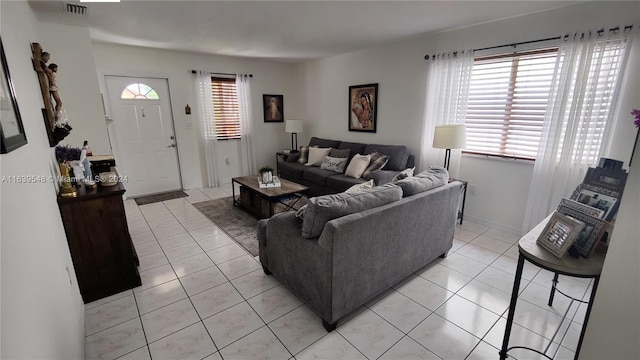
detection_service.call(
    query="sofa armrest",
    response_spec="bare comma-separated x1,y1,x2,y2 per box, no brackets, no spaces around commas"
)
368,169,399,185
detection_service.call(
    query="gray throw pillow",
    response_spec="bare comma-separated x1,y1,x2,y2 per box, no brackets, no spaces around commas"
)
362,151,390,179
301,184,402,239
320,155,348,173
297,146,310,164
391,167,415,183
396,166,449,197
329,148,350,159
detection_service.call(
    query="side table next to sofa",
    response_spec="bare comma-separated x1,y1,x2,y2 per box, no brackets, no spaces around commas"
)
499,215,605,360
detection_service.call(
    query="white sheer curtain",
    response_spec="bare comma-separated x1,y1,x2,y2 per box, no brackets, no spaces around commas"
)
523,29,633,232
420,50,473,179
195,71,220,187
236,74,256,176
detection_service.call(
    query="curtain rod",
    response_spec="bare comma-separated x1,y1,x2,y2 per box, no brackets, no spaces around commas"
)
424,24,634,60
190,70,253,77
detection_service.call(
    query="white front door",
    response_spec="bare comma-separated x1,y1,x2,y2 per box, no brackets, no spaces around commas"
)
105,76,181,197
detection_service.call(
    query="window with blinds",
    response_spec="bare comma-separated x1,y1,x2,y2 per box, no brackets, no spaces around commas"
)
464,48,557,160
211,77,241,140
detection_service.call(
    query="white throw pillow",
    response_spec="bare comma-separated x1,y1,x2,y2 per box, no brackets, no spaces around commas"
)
305,147,332,166
344,153,371,178
345,179,375,193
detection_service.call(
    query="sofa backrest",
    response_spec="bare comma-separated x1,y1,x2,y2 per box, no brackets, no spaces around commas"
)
306,137,412,172
301,184,402,239
309,137,341,149
363,144,408,171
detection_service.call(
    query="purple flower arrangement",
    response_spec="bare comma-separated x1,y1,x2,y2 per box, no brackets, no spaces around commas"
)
55,145,82,163
632,109,640,128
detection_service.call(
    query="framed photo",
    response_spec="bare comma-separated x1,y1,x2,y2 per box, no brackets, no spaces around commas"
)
263,94,283,122
536,211,585,259
583,167,627,195
570,184,619,221
558,197,605,219
557,205,606,257
0,38,27,153
349,83,378,132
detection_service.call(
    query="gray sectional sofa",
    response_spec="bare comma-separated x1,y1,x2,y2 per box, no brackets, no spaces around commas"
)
258,168,463,331
278,137,415,196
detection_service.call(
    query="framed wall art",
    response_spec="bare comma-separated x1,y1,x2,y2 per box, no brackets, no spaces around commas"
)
556,205,606,257
536,211,585,259
0,38,27,154
349,83,378,133
263,94,283,122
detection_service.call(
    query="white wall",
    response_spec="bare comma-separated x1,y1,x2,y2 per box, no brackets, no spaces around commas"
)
36,22,111,155
91,43,299,189
581,37,640,360
296,1,640,232
0,2,84,358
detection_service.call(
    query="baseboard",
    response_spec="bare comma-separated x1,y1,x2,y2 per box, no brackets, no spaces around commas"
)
463,214,523,236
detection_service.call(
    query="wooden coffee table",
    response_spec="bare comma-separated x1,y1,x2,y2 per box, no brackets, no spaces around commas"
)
232,175,309,218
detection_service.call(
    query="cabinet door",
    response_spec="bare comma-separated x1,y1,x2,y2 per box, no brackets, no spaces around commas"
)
60,194,141,303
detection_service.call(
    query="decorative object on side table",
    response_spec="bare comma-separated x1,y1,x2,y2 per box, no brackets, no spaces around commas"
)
0,38,28,154
556,203,606,257
349,83,378,132
55,144,82,197
432,124,467,171
536,211,585,259
263,94,283,122
285,119,303,151
259,165,274,185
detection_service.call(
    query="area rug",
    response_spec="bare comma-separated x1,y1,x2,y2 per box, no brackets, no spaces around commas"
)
134,190,188,206
193,196,305,256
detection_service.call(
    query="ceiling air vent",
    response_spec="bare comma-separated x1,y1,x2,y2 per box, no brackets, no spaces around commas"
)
65,3,88,15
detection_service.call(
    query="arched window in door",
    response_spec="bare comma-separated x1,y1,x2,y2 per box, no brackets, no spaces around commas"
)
120,83,159,100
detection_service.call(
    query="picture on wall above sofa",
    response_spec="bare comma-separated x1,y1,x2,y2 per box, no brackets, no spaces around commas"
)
263,94,283,122
349,83,378,133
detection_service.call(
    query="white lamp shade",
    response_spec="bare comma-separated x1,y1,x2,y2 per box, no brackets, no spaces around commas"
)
285,119,303,133
432,124,467,149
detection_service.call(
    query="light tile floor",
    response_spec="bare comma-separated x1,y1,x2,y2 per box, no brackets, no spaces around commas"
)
85,185,592,360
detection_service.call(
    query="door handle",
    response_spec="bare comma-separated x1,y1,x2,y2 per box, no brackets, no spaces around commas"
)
167,144,176,148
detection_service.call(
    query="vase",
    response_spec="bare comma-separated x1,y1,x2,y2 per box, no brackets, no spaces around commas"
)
261,171,273,184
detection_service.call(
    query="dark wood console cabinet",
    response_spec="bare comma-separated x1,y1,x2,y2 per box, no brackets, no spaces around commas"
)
58,182,141,303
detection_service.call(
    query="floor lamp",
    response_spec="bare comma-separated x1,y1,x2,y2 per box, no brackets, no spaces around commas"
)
285,119,303,151
433,124,467,171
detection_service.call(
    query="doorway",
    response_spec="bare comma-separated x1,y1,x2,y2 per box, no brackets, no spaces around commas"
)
105,76,182,197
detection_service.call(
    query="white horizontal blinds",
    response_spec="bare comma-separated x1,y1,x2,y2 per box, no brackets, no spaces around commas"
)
465,48,557,159
557,38,628,164
211,77,241,140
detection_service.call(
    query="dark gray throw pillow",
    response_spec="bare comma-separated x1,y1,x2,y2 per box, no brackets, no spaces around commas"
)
329,148,350,159
362,151,390,179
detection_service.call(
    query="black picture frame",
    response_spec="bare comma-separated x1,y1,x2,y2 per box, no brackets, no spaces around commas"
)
583,167,627,196
0,38,27,153
349,83,378,133
263,94,284,122
556,205,606,257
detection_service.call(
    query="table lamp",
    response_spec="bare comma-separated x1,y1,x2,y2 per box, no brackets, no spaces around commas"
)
285,119,303,151
432,124,466,170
